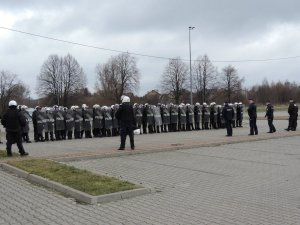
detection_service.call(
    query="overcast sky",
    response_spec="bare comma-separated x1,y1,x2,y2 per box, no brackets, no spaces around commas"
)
1,0,300,98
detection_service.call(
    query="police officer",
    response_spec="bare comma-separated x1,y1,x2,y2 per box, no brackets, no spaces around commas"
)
265,100,276,133
248,98,258,135
116,96,135,150
1,100,29,157
222,102,234,136
286,99,298,131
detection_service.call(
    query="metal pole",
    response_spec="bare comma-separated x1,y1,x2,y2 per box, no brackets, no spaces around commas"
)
188,26,195,104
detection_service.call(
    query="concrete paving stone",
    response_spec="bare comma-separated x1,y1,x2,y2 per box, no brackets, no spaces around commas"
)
1,130,300,224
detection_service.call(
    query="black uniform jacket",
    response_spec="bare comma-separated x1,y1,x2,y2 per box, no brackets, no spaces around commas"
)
1,108,26,132
265,104,274,119
222,105,234,121
116,103,136,126
247,103,257,119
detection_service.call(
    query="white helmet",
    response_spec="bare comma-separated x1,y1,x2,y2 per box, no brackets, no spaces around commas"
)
195,102,200,106
239,102,243,105
122,96,130,103
21,105,28,110
9,100,17,107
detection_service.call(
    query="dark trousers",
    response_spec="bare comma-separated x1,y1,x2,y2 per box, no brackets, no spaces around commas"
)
120,126,134,148
45,132,55,141
74,131,82,139
93,128,101,137
268,118,276,132
33,124,38,141
142,121,147,134
204,122,209,130
249,118,258,135
225,120,233,136
288,116,298,131
55,131,62,140
85,130,92,138
67,131,73,139
22,132,30,142
6,131,26,155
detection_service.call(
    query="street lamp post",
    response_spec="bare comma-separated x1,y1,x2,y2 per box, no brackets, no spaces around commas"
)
189,26,195,105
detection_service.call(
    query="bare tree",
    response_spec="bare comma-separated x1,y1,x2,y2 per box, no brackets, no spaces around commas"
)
0,70,30,113
96,53,140,103
220,65,244,102
193,54,217,103
161,57,188,104
37,54,86,106
62,54,87,105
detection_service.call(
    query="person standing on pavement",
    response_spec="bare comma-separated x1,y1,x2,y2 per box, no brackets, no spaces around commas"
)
286,99,298,131
222,102,234,136
1,100,29,157
248,98,258,135
265,100,276,133
115,96,135,150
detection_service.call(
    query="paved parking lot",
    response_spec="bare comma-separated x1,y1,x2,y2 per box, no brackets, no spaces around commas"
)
2,119,298,160
1,133,300,224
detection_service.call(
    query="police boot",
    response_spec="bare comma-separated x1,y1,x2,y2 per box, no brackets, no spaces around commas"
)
7,148,12,157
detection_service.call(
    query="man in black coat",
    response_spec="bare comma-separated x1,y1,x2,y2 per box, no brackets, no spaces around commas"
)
265,100,276,133
115,96,135,150
247,99,258,135
222,102,234,136
286,99,298,131
1,100,29,157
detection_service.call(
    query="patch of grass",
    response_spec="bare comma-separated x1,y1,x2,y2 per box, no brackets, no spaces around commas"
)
8,159,137,196
0,150,18,158
256,105,288,112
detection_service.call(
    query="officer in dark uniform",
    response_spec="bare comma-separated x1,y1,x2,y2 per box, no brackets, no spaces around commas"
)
285,99,298,131
222,102,234,136
265,100,276,133
1,100,29,157
248,98,258,135
116,96,135,150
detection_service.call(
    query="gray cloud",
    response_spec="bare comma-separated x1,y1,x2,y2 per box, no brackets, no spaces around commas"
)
1,0,300,99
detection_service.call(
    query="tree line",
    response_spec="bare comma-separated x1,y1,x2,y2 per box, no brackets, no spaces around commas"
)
0,53,299,113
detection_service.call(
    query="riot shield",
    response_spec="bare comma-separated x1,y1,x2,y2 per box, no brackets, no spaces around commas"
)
65,110,75,131
74,109,83,131
179,106,187,125
169,105,178,124
83,109,93,131
153,106,162,126
93,108,103,129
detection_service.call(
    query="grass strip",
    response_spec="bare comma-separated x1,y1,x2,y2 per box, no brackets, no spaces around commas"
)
0,150,19,158
8,159,137,196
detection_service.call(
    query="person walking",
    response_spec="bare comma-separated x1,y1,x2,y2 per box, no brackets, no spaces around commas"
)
116,96,135,150
1,100,29,157
265,100,276,133
248,98,258,135
222,102,234,136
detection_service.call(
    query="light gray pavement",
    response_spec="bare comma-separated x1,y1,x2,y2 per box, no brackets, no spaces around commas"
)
1,135,300,224
2,119,299,160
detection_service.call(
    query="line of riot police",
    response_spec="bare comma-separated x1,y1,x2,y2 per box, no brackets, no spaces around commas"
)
134,102,244,134
17,102,244,142
21,104,120,142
